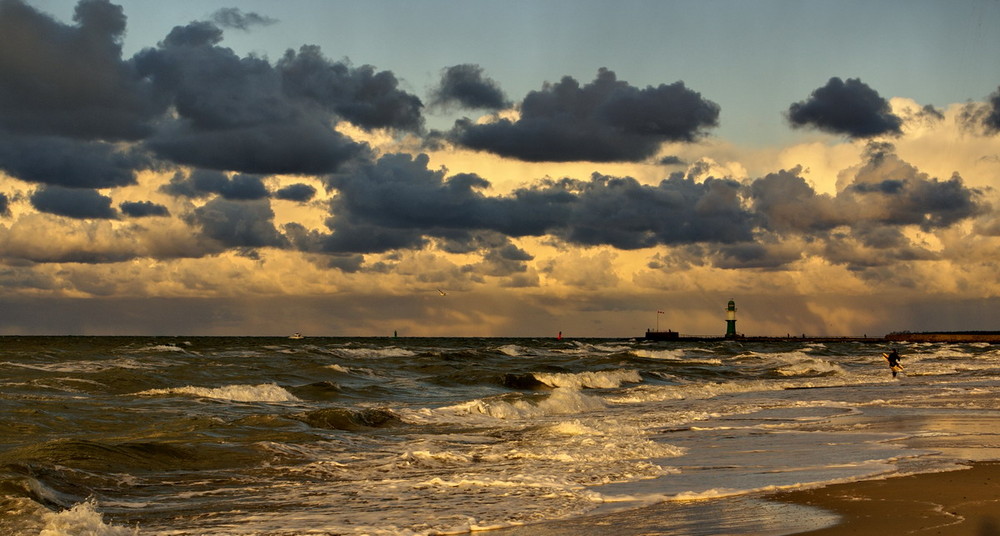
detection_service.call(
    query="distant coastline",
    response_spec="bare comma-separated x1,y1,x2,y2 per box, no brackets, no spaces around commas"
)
644,330,1000,343
885,331,1000,343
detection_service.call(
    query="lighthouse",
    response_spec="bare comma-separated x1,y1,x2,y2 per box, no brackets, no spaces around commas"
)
725,299,737,338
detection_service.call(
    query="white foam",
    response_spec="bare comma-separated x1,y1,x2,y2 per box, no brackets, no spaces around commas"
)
330,347,416,359
1,358,151,374
443,388,607,420
497,344,526,357
138,383,301,402
533,369,642,389
632,348,687,360
39,501,138,536
136,344,187,353
775,358,845,377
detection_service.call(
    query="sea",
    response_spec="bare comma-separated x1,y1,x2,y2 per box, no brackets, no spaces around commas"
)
2,336,1000,536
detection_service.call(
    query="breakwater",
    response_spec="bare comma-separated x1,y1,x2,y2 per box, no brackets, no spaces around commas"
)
885,331,1000,343
645,331,1000,343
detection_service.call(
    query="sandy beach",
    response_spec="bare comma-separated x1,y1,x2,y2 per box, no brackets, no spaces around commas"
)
774,462,1000,536
487,463,1000,536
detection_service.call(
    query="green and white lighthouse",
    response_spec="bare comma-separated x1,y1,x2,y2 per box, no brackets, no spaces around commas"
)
725,299,737,338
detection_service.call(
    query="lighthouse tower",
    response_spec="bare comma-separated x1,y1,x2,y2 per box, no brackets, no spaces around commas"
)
725,299,737,338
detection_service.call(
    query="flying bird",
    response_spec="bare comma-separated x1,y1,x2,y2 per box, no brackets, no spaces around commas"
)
437,288,447,296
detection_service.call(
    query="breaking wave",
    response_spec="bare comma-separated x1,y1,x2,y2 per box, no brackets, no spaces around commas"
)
138,383,300,402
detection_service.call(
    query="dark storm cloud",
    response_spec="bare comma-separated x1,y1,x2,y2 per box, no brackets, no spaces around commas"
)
161,170,224,198
447,68,720,162
750,144,984,236
210,7,277,30
709,242,803,270
321,154,489,253
318,153,752,254
119,200,169,217
133,29,372,175
274,183,317,202
278,45,424,132
845,142,983,230
977,87,1000,132
787,77,902,138
161,170,267,200
749,167,844,233
30,186,117,219
0,0,161,141
0,133,147,188
430,64,510,110
189,198,286,248
658,155,685,166
219,175,269,200
545,173,751,248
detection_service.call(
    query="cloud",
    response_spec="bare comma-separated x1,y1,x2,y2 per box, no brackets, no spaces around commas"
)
278,45,424,132
0,192,8,216
844,142,984,230
0,132,149,188
319,153,752,255
133,30,373,175
709,241,804,270
543,172,751,248
160,170,268,200
0,0,161,141
119,200,169,217
984,87,1000,131
961,86,1000,134
189,197,287,249
749,167,844,233
787,77,903,138
752,143,983,236
447,68,720,162
274,183,317,202
210,7,277,31
430,64,510,110
30,186,117,219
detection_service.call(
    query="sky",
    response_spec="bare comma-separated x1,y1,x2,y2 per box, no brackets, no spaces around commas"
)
2,0,1000,337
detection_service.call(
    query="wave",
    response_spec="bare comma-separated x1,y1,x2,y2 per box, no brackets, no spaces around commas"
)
37,500,138,536
632,348,687,360
327,347,416,359
0,358,152,374
533,369,642,389
138,383,301,402
774,358,845,377
134,344,188,353
292,407,401,431
501,373,550,390
441,389,607,420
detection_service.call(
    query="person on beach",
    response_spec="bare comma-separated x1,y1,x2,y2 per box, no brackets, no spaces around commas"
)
885,348,903,378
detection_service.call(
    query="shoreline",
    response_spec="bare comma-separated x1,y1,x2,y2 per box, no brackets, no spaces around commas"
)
773,461,1000,536
485,462,1000,536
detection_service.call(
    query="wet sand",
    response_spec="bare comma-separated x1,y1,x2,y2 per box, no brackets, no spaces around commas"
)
486,463,1000,536
774,462,1000,536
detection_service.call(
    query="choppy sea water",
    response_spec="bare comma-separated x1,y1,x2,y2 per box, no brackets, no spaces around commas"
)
2,336,999,536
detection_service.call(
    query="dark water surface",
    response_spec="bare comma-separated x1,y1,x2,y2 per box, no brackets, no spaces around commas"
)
2,336,999,535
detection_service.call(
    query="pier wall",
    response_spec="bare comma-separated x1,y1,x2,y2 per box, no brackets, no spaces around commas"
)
886,332,1000,343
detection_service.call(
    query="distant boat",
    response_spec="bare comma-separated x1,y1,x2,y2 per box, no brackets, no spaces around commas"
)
288,333,304,340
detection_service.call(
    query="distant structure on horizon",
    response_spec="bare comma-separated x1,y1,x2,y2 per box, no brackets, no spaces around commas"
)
643,300,1000,343
725,299,737,339
645,299,742,341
